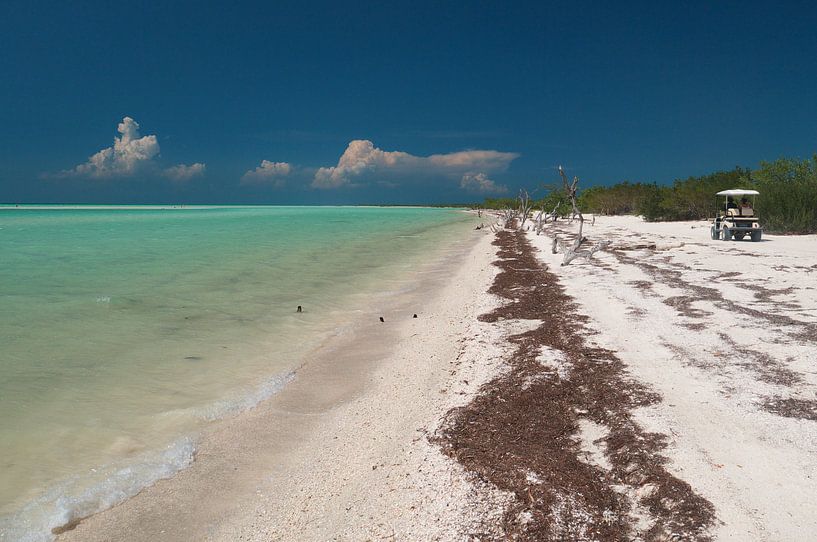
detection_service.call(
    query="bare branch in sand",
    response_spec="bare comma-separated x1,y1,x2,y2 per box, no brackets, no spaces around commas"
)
560,239,612,266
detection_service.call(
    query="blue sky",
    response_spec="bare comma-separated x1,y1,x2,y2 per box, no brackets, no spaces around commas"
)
1,1,816,204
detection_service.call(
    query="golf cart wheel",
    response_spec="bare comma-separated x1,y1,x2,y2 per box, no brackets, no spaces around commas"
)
722,228,732,241
735,233,746,240
710,226,719,240
751,230,762,242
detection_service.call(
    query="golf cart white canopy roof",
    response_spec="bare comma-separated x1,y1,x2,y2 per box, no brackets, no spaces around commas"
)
716,189,760,196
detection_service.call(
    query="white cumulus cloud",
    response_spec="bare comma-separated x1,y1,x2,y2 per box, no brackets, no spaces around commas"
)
66,117,159,178
54,117,205,181
241,160,292,185
312,140,518,190
164,162,206,181
460,172,508,194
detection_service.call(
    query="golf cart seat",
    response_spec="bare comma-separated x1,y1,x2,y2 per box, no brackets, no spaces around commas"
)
726,207,754,218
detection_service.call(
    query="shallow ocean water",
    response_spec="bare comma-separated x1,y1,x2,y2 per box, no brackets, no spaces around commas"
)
0,205,475,540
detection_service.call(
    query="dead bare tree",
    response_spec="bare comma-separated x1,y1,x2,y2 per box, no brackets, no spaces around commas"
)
559,166,585,249
553,166,609,266
517,189,534,230
534,206,547,235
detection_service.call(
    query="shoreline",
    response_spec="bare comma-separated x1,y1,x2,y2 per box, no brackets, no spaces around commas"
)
58,221,506,541
0,206,479,541
47,214,817,540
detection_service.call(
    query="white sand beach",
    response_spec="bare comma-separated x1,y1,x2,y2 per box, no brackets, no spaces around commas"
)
526,216,817,540
57,215,817,541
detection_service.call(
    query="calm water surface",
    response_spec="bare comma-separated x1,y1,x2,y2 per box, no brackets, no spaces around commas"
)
0,205,475,540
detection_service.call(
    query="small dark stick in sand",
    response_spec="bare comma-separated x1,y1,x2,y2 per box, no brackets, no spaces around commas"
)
379,317,384,322
296,305,302,313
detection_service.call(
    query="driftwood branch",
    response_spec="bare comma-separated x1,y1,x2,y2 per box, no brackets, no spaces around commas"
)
560,239,612,266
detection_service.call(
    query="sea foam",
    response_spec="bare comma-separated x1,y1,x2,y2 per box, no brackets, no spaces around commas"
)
0,438,194,542
201,371,295,421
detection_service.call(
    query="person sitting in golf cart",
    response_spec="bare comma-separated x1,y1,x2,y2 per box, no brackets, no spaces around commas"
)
726,196,738,210
740,197,754,215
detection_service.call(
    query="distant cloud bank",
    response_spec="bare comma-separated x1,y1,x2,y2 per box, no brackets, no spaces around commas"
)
241,160,292,185
164,162,206,181
311,140,517,193
51,117,205,181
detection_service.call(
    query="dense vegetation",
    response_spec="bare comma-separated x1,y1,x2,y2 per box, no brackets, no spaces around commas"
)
751,157,817,233
483,156,817,234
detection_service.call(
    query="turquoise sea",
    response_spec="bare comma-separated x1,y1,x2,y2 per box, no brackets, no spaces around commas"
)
0,205,476,540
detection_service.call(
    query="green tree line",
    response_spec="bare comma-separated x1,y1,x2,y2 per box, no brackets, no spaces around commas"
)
484,156,817,234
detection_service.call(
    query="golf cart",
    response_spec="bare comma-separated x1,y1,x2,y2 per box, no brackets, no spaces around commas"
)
711,189,762,242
